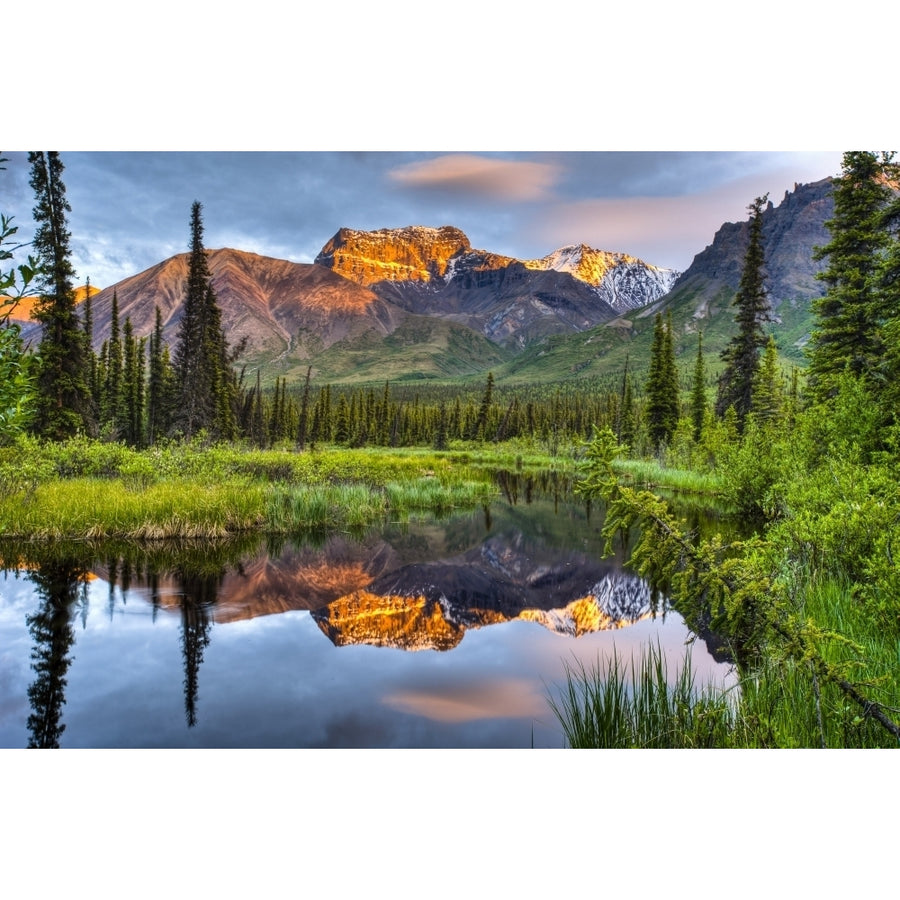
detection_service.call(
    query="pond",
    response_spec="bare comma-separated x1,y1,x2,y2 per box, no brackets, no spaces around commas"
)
0,476,737,748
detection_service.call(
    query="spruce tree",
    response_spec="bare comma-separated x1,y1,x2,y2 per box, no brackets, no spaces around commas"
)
645,313,678,453
146,306,173,444
715,194,770,430
472,371,494,440
751,334,782,427
807,151,897,401
28,151,94,439
82,276,100,413
296,366,312,450
690,331,706,442
878,193,900,421
171,202,238,439
102,290,123,436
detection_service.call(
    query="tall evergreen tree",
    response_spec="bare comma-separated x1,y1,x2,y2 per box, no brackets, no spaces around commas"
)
171,202,238,439
645,313,679,452
690,331,706,442
102,290,123,435
751,334,782,427
715,194,770,429
120,317,145,446
807,151,898,401
878,190,900,421
146,306,174,444
82,276,100,413
296,366,312,450
28,151,94,439
471,371,494,440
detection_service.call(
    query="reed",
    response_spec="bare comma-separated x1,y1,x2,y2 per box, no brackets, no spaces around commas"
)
611,459,723,495
549,644,739,749
264,483,387,532
0,478,266,540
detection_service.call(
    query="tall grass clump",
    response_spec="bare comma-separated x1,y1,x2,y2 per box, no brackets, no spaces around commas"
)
385,477,496,519
0,479,266,540
549,644,738,749
612,459,723,496
264,483,387,532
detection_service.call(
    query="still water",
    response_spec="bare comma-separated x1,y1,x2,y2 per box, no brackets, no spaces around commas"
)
0,479,736,748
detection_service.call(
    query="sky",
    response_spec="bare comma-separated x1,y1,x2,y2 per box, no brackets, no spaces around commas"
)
1,150,842,290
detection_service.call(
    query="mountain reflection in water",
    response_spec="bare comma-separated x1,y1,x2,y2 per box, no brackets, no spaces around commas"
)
0,490,735,748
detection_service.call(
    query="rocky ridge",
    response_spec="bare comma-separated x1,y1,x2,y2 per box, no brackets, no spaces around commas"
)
315,225,677,347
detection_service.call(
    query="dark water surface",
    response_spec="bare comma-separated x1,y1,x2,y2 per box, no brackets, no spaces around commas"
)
0,483,736,748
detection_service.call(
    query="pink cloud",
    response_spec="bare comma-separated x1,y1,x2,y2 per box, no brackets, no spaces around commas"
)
524,166,834,270
389,153,561,202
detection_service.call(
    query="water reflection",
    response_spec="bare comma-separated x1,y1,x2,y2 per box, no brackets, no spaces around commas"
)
24,559,88,748
0,487,736,748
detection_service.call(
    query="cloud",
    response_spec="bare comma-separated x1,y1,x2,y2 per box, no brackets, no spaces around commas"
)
388,153,562,202
521,162,841,270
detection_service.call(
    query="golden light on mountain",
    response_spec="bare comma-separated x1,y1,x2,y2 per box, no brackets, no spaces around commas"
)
314,590,463,651
315,226,471,287
518,596,654,635
9,283,99,322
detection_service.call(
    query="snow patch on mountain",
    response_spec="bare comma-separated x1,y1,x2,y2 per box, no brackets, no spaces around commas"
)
524,244,679,312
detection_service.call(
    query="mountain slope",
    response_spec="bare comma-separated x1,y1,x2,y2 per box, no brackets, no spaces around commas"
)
315,226,678,348
494,178,836,382
84,248,407,365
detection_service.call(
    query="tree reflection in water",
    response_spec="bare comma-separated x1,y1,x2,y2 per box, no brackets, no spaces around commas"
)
25,561,89,749
175,572,218,728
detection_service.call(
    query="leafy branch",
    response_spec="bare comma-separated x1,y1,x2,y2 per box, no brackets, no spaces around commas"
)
577,426,900,742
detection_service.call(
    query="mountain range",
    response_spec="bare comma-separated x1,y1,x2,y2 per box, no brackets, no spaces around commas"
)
12,177,835,385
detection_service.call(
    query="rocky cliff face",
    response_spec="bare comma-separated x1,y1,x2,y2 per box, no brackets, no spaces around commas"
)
524,244,680,311
315,225,472,285
314,225,675,347
669,178,834,310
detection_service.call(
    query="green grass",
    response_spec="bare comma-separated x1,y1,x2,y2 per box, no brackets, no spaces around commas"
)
611,458,724,495
0,437,515,540
0,478,267,540
550,575,900,749
549,644,740,749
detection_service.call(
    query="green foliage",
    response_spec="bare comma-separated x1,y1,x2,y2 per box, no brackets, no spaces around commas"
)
0,323,36,442
807,151,899,403
578,421,900,740
549,645,740,749
716,418,786,520
715,194,771,428
689,331,706,442
27,151,94,440
171,202,239,440
644,313,679,453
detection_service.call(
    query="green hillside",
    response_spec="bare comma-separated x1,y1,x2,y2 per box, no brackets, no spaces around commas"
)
257,315,512,387
490,282,815,388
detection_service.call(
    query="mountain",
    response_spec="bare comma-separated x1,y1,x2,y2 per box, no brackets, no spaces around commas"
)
490,178,836,382
315,225,678,347
44,228,679,385
659,178,834,327
10,180,831,386
83,248,406,364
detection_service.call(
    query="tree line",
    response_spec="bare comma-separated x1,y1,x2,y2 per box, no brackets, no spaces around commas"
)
4,150,898,457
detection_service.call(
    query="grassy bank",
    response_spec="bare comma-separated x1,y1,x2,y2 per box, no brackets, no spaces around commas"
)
611,458,723,495
551,576,900,749
0,436,540,540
